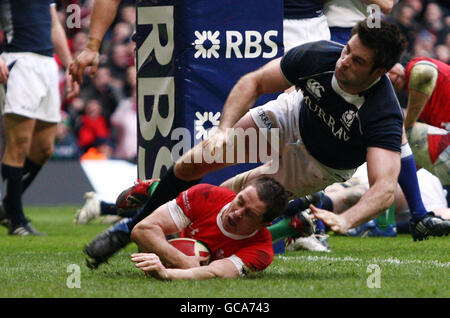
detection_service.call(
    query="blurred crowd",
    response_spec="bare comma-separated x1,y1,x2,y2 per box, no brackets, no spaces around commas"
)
52,0,137,162
389,0,449,64
13,0,449,163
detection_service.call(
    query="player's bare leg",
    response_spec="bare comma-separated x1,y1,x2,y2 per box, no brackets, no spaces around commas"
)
2,114,35,167
1,114,37,235
19,121,57,196
28,120,57,165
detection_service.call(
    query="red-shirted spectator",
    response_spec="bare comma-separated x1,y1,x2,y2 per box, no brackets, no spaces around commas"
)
78,99,110,152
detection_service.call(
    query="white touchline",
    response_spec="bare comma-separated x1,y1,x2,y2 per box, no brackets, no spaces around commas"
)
277,255,450,268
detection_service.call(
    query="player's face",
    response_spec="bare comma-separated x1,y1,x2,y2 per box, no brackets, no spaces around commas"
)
388,63,406,92
335,34,384,93
222,185,268,236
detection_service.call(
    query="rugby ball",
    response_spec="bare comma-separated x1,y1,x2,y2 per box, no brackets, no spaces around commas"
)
168,238,211,265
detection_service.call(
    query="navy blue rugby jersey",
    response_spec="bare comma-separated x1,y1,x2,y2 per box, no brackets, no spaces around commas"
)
0,0,54,57
284,0,324,19
280,40,403,170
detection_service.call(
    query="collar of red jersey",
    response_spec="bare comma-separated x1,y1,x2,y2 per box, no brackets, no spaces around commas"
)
216,203,259,240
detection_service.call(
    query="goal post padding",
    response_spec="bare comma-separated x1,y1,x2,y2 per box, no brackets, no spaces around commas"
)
136,0,283,185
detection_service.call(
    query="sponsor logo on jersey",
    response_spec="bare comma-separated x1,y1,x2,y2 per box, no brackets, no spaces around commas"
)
183,190,191,211
256,109,273,129
189,227,200,236
306,79,325,99
303,95,351,142
341,110,356,130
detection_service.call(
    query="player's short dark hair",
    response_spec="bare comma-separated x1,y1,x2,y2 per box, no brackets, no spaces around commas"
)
244,176,290,223
351,18,407,72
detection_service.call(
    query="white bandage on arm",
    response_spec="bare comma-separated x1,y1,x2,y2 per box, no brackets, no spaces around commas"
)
226,255,248,277
167,199,191,231
409,61,438,97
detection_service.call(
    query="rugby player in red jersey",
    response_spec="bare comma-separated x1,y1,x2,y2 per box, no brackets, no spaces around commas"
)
130,177,290,280
388,57,449,186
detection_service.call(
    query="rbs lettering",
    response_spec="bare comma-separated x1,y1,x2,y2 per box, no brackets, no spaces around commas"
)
194,30,278,59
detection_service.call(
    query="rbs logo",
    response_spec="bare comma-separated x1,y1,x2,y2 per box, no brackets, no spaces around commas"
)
193,30,278,59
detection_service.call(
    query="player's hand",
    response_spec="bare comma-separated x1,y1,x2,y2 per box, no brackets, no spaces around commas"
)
69,48,99,85
203,127,229,161
310,204,351,234
181,255,202,268
131,253,170,280
65,67,80,99
0,57,9,84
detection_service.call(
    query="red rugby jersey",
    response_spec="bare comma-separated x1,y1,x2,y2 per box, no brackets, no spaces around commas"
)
168,184,273,275
405,57,450,130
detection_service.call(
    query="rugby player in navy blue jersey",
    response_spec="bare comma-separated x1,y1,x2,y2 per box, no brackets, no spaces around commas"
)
0,1,79,235
83,19,450,269
282,0,332,252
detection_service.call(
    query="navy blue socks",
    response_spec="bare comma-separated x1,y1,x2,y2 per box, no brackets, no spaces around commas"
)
22,158,42,193
398,144,427,221
2,164,27,228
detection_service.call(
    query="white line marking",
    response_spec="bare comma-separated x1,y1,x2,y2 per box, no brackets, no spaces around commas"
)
277,255,450,268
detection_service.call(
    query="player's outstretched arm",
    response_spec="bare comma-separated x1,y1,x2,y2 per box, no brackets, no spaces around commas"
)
219,57,290,131
131,254,239,280
69,0,122,84
313,147,400,234
130,204,201,269
50,5,79,99
206,57,291,157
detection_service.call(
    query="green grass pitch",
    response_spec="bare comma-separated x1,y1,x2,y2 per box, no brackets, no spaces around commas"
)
0,206,449,298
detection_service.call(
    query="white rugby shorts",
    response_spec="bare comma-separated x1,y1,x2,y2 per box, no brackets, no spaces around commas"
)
248,90,356,198
1,52,61,123
283,15,330,52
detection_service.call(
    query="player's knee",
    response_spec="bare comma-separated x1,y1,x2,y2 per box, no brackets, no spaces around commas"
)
33,144,54,163
5,138,31,162
41,144,54,160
